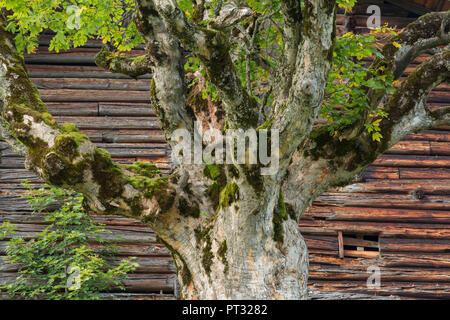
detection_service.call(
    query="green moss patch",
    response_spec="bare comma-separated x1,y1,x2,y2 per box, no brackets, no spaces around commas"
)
218,182,239,209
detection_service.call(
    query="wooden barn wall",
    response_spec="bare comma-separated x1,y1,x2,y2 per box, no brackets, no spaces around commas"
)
1,2,449,300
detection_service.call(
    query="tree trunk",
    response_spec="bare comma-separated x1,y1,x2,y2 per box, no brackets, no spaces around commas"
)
157,182,309,300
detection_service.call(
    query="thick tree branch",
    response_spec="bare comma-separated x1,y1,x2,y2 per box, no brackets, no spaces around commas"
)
0,17,175,224
359,10,450,115
0,117,27,157
146,0,259,129
133,0,194,138
272,0,302,108
209,5,253,30
283,50,450,219
377,11,450,79
94,47,152,78
271,0,337,174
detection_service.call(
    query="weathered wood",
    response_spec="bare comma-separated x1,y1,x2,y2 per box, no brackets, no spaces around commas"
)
399,168,450,179
0,255,175,273
304,206,450,224
336,179,450,195
25,54,96,65
46,102,98,116
384,140,450,156
307,288,401,300
0,223,158,243
303,235,339,252
99,103,155,117
0,272,175,292
309,265,450,282
342,236,379,249
300,220,450,239
309,252,450,269
32,78,151,91
314,192,450,210
308,280,450,299
102,133,165,143
0,240,170,257
373,155,450,168
119,273,176,292
30,71,151,79
40,89,151,102
380,238,450,253
53,117,160,130
361,167,400,179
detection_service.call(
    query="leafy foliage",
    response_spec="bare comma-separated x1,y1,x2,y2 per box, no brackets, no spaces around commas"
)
1,0,142,53
0,181,138,300
322,28,397,140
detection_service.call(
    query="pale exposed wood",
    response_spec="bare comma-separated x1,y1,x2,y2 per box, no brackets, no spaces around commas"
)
338,231,344,259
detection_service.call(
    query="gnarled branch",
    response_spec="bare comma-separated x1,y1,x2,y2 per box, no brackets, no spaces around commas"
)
283,50,450,219
0,17,175,224
146,0,259,129
271,0,337,174
94,47,152,78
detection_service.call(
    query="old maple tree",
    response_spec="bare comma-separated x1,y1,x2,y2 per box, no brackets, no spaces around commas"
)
0,0,449,299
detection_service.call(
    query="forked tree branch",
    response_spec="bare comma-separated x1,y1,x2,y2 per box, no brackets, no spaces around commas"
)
144,0,259,129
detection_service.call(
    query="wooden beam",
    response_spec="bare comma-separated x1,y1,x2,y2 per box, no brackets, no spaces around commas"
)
384,0,431,16
338,231,344,258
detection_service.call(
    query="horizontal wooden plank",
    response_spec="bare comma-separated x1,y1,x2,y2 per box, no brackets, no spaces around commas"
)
40,89,150,102
47,102,98,116
305,206,450,224
31,78,150,91
373,155,450,168
336,179,450,195
314,192,450,210
309,265,450,283
0,222,158,243
400,168,450,179
99,103,155,117
361,167,400,179
380,238,450,253
0,272,175,292
118,273,176,292
378,253,450,269
0,169,40,184
54,117,160,130
25,54,96,65
0,241,170,257
0,255,175,274
303,235,339,252
30,71,151,79
0,292,175,300
342,250,379,258
309,252,450,269
33,78,151,91
384,141,450,156
308,280,450,299
102,132,165,143
300,220,450,239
